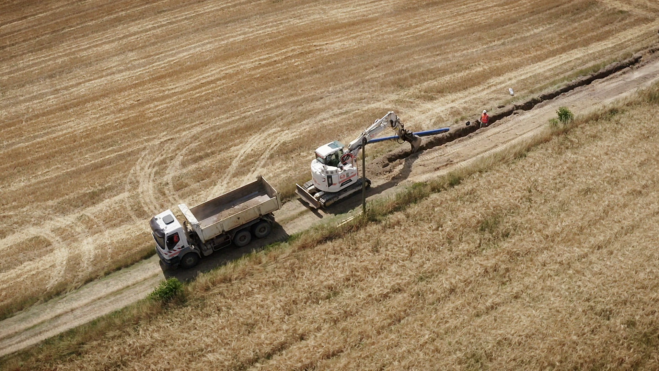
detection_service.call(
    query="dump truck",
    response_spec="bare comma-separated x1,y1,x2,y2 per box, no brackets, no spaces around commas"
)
150,176,281,269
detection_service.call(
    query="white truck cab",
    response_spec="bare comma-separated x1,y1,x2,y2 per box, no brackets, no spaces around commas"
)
150,210,196,269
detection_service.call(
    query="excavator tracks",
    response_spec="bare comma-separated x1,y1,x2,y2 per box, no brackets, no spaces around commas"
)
296,178,370,209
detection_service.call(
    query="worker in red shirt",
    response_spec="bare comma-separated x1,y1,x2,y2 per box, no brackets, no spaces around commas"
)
481,110,490,127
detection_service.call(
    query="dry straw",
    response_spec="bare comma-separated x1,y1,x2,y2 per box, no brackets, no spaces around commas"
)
1,0,654,321
5,82,659,370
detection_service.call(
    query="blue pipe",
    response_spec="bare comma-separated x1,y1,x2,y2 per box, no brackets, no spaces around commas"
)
414,128,450,137
367,127,450,144
367,135,399,144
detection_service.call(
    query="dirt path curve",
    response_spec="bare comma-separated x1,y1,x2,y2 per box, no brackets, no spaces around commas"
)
2,56,659,359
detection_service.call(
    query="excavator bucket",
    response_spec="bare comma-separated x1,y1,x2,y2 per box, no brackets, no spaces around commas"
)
410,134,422,152
404,127,451,152
405,133,422,153
296,184,321,209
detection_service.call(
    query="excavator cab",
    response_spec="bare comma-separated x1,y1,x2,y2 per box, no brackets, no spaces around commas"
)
324,152,342,167
314,141,345,168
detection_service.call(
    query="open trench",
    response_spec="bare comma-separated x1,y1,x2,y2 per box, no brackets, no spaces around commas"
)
372,45,659,169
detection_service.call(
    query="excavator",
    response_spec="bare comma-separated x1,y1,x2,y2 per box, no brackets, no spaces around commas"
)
296,111,446,209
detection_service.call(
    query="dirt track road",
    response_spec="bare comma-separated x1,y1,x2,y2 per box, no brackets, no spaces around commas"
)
2,49,659,358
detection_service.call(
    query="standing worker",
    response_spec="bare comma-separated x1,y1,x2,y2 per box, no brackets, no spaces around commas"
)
481,110,490,127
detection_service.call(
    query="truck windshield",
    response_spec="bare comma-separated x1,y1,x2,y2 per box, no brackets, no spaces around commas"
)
153,232,166,250
150,216,167,250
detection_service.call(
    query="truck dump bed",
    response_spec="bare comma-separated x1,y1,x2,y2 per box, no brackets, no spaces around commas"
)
179,176,281,243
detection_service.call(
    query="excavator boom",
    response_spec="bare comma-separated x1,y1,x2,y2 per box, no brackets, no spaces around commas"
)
348,111,421,156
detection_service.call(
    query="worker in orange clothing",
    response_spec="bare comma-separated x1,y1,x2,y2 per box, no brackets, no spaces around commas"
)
481,110,490,127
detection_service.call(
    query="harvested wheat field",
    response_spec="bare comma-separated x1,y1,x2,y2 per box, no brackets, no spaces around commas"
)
3,0,659,353
7,81,659,370
2,0,659,321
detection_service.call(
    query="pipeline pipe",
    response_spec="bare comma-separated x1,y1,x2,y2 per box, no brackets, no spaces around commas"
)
414,128,450,137
367,127,450,144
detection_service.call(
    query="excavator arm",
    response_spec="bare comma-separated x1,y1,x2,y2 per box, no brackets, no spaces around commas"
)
347,111,421,157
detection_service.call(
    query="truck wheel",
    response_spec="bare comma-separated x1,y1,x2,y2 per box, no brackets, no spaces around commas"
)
252,221,272,239
179,253,199,269
233,229,252,247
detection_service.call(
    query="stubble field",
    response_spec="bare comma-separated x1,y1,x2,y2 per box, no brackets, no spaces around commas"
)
1,0,658,319
11,72,659,371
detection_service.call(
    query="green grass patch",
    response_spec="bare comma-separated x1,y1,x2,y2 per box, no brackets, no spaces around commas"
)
149,278,185,304
557,107,575,125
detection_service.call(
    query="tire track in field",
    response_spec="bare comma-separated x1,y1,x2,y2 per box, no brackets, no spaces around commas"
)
126,120,226,215
27,223,70,293
243,131,289,183
129,126,214,216
0,227,68,296
0,191,130,254
49,211,106,283
68,213,105,275
161,120,238,207
163,137,199,207
35,231,68,293
7,212,94,293
0,191,134,312
206,127,278,199
136,149,169,217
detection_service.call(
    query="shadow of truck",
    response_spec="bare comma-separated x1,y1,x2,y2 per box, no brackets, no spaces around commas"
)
161,223,289,282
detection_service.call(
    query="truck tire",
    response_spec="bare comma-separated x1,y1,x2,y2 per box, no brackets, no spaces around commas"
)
179,253,199,269
252,221,272,239
233,229,252,247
